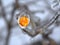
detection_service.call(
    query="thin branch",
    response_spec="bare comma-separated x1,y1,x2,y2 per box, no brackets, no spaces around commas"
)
22,12,60,37
43,12,60,29
5,0,20,45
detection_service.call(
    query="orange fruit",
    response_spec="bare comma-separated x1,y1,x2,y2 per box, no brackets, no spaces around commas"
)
18,16,29,27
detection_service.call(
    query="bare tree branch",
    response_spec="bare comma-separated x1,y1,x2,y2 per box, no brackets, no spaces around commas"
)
0,0,20,45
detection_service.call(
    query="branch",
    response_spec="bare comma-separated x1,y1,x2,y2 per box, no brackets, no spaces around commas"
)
22,12,60,37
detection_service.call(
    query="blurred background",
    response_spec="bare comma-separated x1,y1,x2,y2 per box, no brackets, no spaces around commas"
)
0,0,60,45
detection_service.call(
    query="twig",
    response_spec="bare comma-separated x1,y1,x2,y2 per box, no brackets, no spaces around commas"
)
22,11,60,37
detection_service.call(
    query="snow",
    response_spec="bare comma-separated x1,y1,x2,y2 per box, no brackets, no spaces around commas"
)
0,0,60,45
